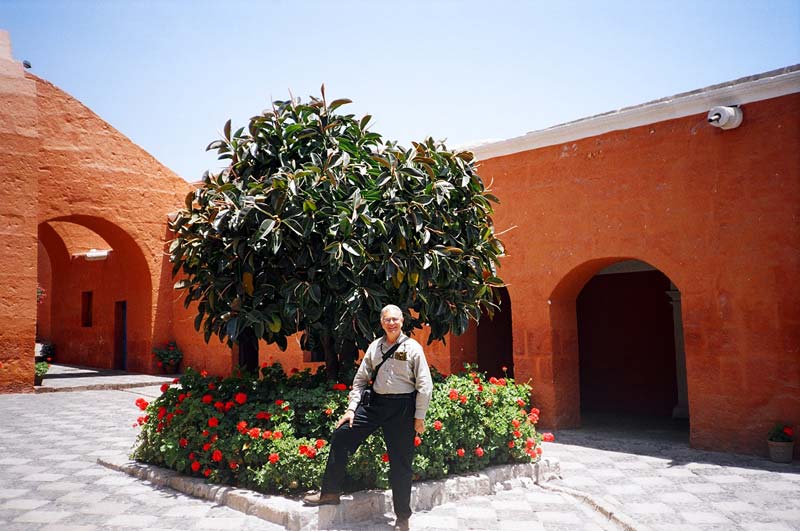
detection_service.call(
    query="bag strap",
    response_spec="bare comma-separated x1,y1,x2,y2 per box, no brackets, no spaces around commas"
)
369,337,407,385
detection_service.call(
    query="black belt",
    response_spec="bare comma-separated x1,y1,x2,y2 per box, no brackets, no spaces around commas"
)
374,391,416,400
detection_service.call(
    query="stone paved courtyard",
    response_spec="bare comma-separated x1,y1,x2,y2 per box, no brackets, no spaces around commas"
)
0,368,798,530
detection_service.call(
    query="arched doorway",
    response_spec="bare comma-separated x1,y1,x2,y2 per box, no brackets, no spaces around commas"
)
476,287,513,378
576,260,689,437
37,216,152,372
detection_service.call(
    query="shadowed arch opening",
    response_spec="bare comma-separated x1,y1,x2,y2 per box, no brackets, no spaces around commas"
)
477,286,513,378
37,215,152,372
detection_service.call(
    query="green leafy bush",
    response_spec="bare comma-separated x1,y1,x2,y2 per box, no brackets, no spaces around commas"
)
131,363,543,495
35,361,50,377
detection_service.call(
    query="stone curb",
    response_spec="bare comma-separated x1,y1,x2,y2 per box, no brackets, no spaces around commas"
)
539,482,645,531
99,454,562,530
35,381,173,393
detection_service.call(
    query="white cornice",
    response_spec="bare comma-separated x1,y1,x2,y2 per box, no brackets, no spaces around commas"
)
470,66,800,161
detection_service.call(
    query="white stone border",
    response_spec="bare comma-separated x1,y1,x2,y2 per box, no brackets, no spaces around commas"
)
98,455,561,530
469,66,800,161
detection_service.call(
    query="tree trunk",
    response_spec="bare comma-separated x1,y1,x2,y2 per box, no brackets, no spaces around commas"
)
322,334,338,381
340,340,358,373
237,327,259,373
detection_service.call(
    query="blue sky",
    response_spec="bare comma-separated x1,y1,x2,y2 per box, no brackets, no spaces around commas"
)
1,0,798,181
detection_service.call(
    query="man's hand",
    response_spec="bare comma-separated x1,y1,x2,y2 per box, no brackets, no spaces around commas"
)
414,418,425,434
337,409,355,429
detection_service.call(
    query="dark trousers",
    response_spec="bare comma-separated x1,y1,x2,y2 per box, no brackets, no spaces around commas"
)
321,393,416,518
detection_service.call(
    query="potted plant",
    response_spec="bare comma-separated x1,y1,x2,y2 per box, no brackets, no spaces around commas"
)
34,361,50,386
153,341,183,374
767,423,795,463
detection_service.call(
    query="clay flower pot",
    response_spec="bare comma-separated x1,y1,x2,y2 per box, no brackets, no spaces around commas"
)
768,440,794,463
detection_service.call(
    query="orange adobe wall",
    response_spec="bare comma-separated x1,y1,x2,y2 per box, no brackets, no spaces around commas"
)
475,93,800,456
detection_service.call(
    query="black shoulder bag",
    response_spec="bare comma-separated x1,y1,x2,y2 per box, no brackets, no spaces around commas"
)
360,338,407,408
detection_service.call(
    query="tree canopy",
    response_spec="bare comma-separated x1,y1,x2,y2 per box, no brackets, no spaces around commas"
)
169,87,506,376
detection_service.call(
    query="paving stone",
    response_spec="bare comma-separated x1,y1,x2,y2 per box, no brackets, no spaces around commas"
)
680,510,735,524
13,510,71,523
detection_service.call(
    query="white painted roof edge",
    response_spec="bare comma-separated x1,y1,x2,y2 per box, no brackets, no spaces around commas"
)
469,65,800,161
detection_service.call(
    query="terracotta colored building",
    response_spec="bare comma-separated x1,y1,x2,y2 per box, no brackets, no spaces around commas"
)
1,30,797,457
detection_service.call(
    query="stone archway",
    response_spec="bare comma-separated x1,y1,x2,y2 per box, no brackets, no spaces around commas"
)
576,260,689,432
38,215,152,372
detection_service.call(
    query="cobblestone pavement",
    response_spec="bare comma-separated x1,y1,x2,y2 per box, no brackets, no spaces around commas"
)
547,423,800,531
0,385,616,530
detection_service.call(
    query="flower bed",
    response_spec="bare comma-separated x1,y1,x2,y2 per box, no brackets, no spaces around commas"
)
131,363,545,495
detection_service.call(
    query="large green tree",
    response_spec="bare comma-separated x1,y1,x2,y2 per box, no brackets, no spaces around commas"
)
169,88,505,377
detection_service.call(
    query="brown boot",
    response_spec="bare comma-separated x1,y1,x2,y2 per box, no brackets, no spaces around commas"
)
394,516,410,530
302,491,340,506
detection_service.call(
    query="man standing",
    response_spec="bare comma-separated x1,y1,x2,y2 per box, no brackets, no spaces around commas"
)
304,304,433,531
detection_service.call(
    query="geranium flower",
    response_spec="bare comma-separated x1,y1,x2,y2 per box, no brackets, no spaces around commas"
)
306,448,317,458
516,399,526,407
498,378,507,386
268,453,280,464
224,401,234,412
262,430,272,439
299,445,309,455
448,389,458,400
513,430,521,438
229,461,238,470
381,453,390,463
512,419,520,428
530,408,540,416
433,420,443,431
235,392,247,405
542,432,555,442
332,383,347,391
273,431,283,439
784,427,794,438
203,469,211,477
236,421,248,434
179,438,188,448
208,383,216,390
160,383,169,393
526,437,536,449
191,461,201,472
208,417,219,428
315,439,326,449
212,450,223,462
202,395,213,404
414,436,422,447
536,447,543,455
135,398,148,410
489,377,498,384
459,395,468,404
508,441,515,448
188,452,196,460
214,401,225,411
325,409,333,416
248,428,261,439
202,443,211,451
200,370,209,377
456,448,465,457
475,447,484,457
275,399,284,406
256,411,271,420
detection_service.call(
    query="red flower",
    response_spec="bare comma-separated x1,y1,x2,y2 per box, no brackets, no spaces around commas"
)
202,443,211,451
248,428,261,439
202,430,209,437
414,436,422,447
200,370,209,377
262,430,272,439
203,469,211,477
229,461,239,470
528,413,539,424
475,447,484,457
476,384,483,392
256,411,271,420
171,378,179,384
275,400,284,406
489,376,498,384
212,450,223,462
459,395,468,404
160,383,169,393
536,447,543,455
157,361,163,368
542,432,555,442
135,398,148,410
273,431,283,439
214,401,225,411
234,392,247,405
381,453,390,463
157,407,167,420
188,452,196,460
191,461,201,472
456,448,465,457
179,438,188,448
268,453,280,464
332,383,347,391
224,401,234,412
513,430,522,438
516,399,525,407
485,399,493,407
208,417,219,428
530,408,540,416
208,383,216,390
508,440,515,448
501,365,508,372
236,421,248,434
325,409,333,416
299,445,309,455
306,448,317,458
512,419,521,428
202,394,213,404
433,420,443,431
526,437,536,449
448,389,458,400
784,427,794,438
178,393,186,403
315,439,326,449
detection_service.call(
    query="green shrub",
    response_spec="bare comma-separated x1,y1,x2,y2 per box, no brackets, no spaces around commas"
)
131,363,543,495
35,361,50,377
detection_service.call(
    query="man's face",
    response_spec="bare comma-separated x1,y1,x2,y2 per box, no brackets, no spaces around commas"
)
381,309,403,336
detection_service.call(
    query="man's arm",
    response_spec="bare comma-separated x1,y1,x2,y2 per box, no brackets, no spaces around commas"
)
412,346,433,421
346,344,374,412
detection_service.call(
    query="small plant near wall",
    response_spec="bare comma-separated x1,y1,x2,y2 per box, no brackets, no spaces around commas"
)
36,285,46,305
768,423,794,443
767,423,795,463
34,361,49,386
153,341,183,372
